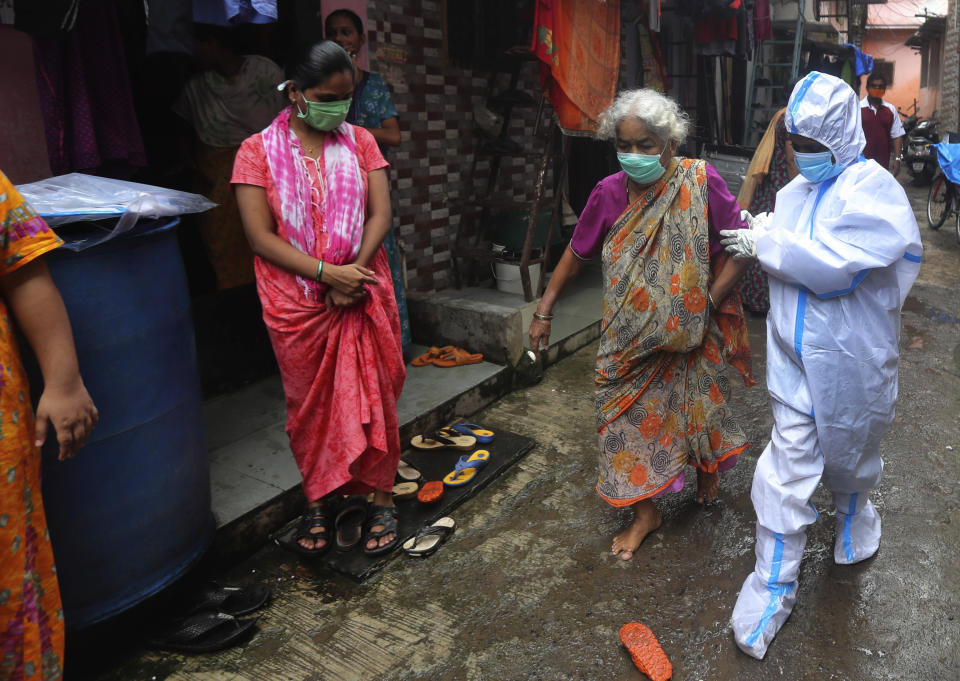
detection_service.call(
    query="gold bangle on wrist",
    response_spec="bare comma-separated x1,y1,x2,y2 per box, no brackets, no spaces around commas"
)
533,312,554,322
708,292,717,311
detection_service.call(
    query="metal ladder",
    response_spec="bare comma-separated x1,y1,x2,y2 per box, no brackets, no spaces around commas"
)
743,0,806,146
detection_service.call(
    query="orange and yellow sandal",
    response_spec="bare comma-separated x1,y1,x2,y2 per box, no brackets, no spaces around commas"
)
442,450,491,487
619,622,672,681
432,347,483,367
411,346,453,367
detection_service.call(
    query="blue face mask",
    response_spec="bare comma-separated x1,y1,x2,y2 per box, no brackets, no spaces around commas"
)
794,150,844,183
617,150,667,185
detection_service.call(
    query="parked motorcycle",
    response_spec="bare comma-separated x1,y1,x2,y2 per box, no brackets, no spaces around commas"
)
904,112,940,185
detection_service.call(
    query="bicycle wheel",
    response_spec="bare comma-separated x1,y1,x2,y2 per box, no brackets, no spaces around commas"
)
955,202,960,244
927,173,950,229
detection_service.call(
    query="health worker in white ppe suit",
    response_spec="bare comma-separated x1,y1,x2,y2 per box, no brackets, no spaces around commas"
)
720,71,922,659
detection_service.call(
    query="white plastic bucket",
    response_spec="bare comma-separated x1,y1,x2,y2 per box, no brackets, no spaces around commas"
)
493,260,540,296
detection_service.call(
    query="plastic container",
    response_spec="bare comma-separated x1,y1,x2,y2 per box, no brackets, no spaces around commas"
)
487,209,557,251
26,217,212,629
493,260,541,296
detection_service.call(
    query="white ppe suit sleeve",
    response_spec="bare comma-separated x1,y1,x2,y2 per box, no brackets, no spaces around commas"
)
756,166,920,297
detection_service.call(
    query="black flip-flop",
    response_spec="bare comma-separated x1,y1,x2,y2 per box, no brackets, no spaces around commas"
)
146,612,257,654
334,503,367,552
184,582,272,617
402,517,456,557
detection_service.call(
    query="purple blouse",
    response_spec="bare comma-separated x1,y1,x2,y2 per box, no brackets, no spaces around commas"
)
569,165,748,261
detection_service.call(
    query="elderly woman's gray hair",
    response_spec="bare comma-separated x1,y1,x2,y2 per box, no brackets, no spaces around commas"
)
597,89,691,145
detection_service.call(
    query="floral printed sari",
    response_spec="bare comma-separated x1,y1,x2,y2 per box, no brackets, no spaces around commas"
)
595,159,754,506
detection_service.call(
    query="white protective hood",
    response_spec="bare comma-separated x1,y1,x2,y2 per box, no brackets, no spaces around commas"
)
784,71,866,168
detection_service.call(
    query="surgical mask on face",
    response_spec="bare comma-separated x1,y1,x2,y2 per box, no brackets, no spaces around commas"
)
867,87,885,99
794,150,844,183
296,94,352,131
617,149,667,184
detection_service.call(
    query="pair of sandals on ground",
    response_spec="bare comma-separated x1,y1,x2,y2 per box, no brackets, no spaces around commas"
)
294,496,398,557
294,497,458,559
147,581,272,653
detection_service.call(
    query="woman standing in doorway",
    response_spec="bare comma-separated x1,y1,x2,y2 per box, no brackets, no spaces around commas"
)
325,8,411,355
232,40,405,556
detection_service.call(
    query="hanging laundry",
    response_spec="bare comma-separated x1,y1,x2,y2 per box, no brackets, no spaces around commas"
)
696,6,739,57
193,0,278,26
754,0,772,45
532,0,621,135
844,43,875,77
1,0,78,37
32,0,146,176
146,0,193,55
648,0,661,33
0,27,52,182
679,0,741,18
637,20,668,92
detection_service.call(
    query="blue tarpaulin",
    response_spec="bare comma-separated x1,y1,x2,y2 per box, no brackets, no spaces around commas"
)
935,142,960,185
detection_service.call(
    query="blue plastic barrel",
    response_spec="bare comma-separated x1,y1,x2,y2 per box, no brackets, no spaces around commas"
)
27,218,213,629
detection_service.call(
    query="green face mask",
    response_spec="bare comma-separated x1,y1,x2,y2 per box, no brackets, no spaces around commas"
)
617,149,667,184
296,94,352,131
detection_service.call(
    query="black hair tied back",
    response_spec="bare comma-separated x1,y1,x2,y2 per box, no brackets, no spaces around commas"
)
285,40,354,92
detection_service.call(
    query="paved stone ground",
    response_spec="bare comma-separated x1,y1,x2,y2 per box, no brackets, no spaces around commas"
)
76,179,960,680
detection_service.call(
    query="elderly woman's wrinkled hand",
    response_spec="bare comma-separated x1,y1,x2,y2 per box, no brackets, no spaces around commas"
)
720,229,757,260
529,318,552,357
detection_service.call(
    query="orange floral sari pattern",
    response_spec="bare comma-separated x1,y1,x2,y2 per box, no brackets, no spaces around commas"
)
595,159,754,507
0,172,64,680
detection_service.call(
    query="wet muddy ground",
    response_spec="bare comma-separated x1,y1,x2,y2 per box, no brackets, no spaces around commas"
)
79,180,959,680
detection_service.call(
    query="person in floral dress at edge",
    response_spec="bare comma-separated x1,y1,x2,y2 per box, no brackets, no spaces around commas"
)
0,170,98,679
325,8,411,356
735,89,799,315
528,90,754,561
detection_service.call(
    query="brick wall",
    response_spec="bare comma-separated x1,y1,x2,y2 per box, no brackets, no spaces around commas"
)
363,1,550,293
943,0,959,132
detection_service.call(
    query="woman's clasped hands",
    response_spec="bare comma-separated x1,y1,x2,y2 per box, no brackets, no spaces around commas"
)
323,262,379,307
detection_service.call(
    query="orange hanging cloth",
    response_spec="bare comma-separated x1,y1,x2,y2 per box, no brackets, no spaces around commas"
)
532,0,621,135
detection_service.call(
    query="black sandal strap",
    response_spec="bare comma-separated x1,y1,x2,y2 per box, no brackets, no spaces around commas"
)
166,612,236,644
427,431,457,446
414,525,452,541
365,505,398,538
298,506,330,538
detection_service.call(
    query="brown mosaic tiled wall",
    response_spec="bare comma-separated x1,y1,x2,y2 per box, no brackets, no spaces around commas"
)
364,0,552,293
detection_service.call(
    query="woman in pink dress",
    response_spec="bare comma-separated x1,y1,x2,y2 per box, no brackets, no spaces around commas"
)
232,40,405,556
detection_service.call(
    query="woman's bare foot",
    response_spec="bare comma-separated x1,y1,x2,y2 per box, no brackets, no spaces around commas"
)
365,489,397,551
696,468,720,504
612,499,662,561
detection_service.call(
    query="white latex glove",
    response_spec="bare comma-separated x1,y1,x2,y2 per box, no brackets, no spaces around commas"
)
720,228,757,259
739,209,773,233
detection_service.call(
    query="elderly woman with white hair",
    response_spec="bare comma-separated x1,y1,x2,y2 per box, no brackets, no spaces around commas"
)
529,89,755,560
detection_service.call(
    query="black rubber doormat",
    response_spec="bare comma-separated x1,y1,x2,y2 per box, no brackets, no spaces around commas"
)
277,428,535,581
